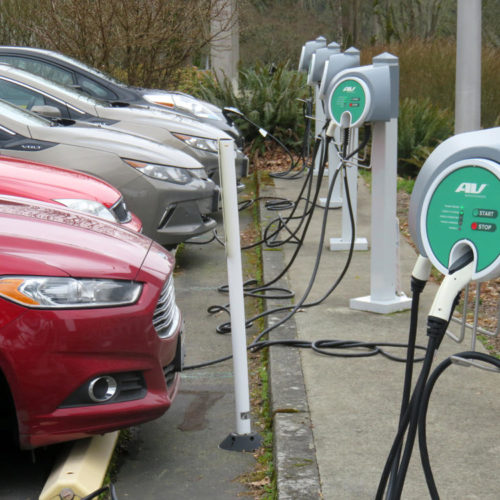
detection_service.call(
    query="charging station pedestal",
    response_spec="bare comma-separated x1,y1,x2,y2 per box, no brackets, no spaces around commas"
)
329,126,369,251
319,47,367,249
350,117,411,312
325,52,411,313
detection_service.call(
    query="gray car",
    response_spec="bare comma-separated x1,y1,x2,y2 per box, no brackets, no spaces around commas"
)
0,63,248,186
0,98,219,247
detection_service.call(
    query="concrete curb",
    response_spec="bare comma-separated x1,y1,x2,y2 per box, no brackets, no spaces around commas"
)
260,191,322,499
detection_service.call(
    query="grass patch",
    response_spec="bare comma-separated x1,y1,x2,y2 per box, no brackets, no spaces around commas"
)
397,177,415,194
239,170,277,499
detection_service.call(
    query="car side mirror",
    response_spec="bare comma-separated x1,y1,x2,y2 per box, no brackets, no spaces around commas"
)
31,105,62,119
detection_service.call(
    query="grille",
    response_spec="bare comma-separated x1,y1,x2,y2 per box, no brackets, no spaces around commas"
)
153,275,180,339
111,198,132,223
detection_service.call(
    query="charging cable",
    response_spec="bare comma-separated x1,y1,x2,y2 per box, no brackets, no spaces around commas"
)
377,249,475,500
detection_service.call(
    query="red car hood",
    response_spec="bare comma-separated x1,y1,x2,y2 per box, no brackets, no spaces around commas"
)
0,196,152,279
0,155,121,208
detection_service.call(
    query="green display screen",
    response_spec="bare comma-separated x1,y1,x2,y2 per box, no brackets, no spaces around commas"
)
330,78,367,126
426,165,500,272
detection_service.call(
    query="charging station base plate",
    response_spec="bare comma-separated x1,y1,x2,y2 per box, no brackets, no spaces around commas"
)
219,432,262,452
313,167,329,177
330,237,368,251
319,196,342,208
349,293,412,314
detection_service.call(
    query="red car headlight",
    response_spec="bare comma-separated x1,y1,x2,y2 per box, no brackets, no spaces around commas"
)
0,277,142,308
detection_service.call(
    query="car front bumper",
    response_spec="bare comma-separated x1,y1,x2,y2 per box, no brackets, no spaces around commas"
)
120,175,218,246
1,247,183,449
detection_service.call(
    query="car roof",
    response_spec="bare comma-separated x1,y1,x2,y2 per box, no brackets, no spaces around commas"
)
0,46,126,87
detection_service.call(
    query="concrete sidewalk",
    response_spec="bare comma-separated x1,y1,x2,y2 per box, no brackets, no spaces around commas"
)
260,174,499,499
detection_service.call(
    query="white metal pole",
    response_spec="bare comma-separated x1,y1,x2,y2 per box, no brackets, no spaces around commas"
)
218,139,251,436
313,85,327,176
350,119,411,313
455,0,482,133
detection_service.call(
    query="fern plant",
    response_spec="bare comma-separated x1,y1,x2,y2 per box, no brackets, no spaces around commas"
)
398,97,453,177
191,62,309,151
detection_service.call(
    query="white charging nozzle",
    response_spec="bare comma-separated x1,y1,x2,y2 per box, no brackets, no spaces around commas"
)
411,255,432,283
428,250,475,322
223,107,245,120
326,120,336,138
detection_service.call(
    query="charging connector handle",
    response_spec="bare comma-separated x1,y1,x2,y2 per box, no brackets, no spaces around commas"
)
428,254,474,322
412,255,432,283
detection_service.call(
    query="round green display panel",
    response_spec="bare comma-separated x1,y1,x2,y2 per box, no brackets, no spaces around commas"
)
425,165,500,274
329,78,367,127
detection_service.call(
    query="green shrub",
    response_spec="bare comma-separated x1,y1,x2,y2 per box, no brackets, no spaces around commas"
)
191,62,309,151
362,39,500,129
398,97,453,177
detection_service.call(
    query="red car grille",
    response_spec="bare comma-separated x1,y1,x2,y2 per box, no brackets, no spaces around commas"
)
153,275,180,339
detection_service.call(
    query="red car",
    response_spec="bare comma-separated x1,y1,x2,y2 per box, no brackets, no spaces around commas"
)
0,155,142,232
0,196,182,449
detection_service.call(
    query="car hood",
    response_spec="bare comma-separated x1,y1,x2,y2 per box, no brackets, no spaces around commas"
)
27,122,204,169
0,155,121,206
0,196,152,279
95,105,232,140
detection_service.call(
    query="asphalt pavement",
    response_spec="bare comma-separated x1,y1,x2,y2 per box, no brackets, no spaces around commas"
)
114,208,258,499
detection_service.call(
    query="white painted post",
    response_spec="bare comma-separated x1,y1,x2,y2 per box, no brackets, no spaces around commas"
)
329,127,368,251
455,0,482,134
350,119,411,313
218,139,261,451
313,85,327,177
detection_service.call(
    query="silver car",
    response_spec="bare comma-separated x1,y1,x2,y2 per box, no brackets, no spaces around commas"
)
0,63,248,186
0,98,218,247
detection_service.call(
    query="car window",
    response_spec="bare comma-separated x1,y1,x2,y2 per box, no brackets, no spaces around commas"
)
0,55,75,86
77,74,117,100
0,78,69,117
0,125,17,143
0,79,45,109
0,98,54,127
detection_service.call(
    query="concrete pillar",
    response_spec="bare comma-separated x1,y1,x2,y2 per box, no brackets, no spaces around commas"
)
210,0,239,92
455,0,482,133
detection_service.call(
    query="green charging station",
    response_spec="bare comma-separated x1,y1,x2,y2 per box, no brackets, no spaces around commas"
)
329,77,370,128
410,128,500,281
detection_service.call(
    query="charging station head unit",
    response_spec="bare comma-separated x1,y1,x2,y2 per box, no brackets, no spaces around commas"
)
319,47,360,101
325,52,399,128
298,36,327,72
409,128,500,280
307,42,340,86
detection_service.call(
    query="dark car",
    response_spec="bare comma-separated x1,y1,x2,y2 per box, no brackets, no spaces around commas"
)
0,46,243,145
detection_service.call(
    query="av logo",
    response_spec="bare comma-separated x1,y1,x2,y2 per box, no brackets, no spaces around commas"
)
455,182,487,194
343,86,356,92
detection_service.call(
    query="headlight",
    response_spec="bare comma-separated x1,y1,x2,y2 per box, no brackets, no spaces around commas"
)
172,133,218,153
143,93,220,120
55,199,117,222
123,159,192,184
0,277,142,308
